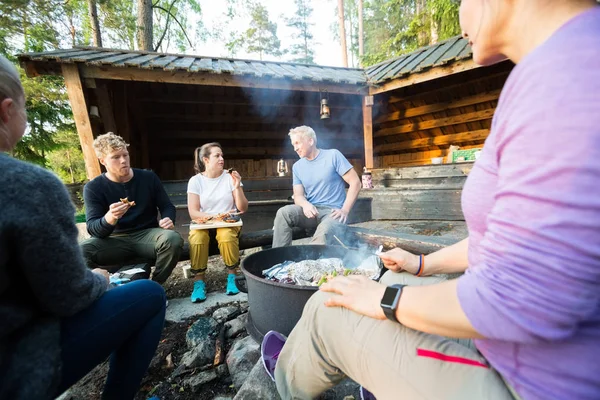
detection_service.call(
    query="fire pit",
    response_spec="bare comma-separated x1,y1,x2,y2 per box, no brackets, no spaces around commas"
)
235,245,382,342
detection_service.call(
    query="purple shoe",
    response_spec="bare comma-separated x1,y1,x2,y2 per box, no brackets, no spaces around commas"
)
261,330,287,381
360,386,376,400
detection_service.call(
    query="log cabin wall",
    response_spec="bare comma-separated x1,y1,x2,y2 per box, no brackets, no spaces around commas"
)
90,80,365,181
371,62,513,168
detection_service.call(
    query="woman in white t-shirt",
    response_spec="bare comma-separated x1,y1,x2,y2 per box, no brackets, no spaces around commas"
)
187,142,248,302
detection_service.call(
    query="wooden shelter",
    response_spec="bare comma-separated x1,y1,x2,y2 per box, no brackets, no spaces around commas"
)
18,36,514,182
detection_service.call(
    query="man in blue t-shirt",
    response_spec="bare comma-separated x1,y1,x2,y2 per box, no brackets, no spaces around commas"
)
272,126,361,247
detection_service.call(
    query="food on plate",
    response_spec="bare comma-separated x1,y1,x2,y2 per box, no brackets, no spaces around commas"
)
192,212,241,225
119,197,136,207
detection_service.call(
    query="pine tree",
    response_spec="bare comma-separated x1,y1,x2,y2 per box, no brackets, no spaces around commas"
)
243,3,282,60
285,0,315,64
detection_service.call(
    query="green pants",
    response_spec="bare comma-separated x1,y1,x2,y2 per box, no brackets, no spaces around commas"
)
275,271,517,400
80,228,184,284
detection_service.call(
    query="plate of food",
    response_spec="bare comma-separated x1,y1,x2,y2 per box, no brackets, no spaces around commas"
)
190,212,243,229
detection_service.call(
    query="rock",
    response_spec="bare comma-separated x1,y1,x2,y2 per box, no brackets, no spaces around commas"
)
186,317,219,348
212,305,239,323
180,341,216,369
239,301,249,313
226,336,261,390
165,293,248,323
183,369,219,392
213,397,234,400
320,379,361,399
232,358,279,400
225,313,248,338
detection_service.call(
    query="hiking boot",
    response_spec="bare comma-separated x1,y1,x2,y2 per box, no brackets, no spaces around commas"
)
191,280,206,303
261,330,287,381
226,274,239,295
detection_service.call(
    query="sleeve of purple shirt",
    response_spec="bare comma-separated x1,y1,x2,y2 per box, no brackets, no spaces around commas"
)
457,38,600,343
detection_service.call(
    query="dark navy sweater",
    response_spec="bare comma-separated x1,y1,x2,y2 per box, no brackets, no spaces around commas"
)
84,168,176,238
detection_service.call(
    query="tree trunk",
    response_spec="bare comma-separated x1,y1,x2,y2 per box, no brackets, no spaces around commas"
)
66,149,75,184
430,9,439,45
136,0,153,51
87,0,102,47
416,0,427,46
358,0,364,66
337,0,348,67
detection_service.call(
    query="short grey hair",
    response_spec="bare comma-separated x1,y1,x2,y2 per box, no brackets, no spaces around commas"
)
0,55,26,149
288,125,317,144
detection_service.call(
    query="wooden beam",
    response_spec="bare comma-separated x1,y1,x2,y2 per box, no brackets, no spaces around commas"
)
95,85,118,134
362,97,373,169
375,129,489,153
375,89,501,124
128,96,151,169
62,64,102,180
374,109,495,138
112,82,130,143
80,65,368,95
369,59,482,95
152,130,361,141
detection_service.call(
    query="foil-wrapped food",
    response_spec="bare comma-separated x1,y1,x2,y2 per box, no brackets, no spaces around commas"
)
262,255,381,286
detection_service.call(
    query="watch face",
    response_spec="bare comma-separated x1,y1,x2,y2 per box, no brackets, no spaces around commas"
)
381,287,399,307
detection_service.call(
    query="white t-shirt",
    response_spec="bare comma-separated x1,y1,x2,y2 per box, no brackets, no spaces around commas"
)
187,172,239,214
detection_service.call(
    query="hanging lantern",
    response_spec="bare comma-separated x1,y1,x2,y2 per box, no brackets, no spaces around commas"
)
320,91,330,119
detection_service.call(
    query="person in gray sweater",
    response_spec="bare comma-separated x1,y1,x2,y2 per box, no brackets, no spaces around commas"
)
0,56,166,399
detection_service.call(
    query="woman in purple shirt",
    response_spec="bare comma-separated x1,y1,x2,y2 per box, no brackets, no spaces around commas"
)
266,1,600,399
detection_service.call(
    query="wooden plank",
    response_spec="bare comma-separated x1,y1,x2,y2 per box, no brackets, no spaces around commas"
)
363,97,373,169
375,129,489,153
80,65,368,95
164,56,196,71
112,82,130,144
372,175,467,190
374,109,495,137
375,90,501,124
61,64,101,180
370,163,474,180
349,227,459,254
128,96,150,168
95,84,118,134
359,188,465,220
370,59,482,95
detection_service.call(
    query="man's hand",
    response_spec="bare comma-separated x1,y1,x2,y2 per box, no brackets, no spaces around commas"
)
378,248,420,274
302,203,319,218
159,217,175,230
105,201,130,225
92,268,110,282
330,208,349,224
320,275,387,320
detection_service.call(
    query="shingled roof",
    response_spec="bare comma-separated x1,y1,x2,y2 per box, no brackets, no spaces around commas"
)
366,36,472,84
18,47,366,85
18,35,476,89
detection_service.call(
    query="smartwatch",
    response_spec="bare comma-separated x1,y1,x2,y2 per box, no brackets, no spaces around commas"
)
380,284,405,323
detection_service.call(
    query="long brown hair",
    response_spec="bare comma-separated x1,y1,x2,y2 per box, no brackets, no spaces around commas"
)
194,142,222,174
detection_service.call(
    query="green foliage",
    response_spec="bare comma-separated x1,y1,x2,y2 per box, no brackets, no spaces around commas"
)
243,2,282,60
285,0,315,64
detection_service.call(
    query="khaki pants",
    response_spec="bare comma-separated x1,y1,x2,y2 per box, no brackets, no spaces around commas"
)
274,272,515,400
189,227,241,273
80,228,183,284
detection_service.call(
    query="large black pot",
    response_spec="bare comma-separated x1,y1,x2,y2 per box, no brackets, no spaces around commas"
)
235,245,380,343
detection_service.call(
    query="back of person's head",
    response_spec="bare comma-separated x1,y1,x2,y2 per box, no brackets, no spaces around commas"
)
288,125,317,145
93,132,129,159
0,56,26,151
194,142,222,174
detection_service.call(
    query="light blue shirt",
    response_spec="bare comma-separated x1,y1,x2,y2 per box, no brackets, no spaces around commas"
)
292,149,353,209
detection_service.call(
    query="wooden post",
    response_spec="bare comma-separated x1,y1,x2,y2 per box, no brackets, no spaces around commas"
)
362,96,373,169
95,84,118,135
62,64,101,180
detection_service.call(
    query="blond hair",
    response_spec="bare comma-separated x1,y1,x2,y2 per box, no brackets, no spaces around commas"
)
93,132,129,159
288,125,317,145
0,55,26,150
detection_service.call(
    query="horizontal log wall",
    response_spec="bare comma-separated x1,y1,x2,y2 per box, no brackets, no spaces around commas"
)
372,62,513,168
